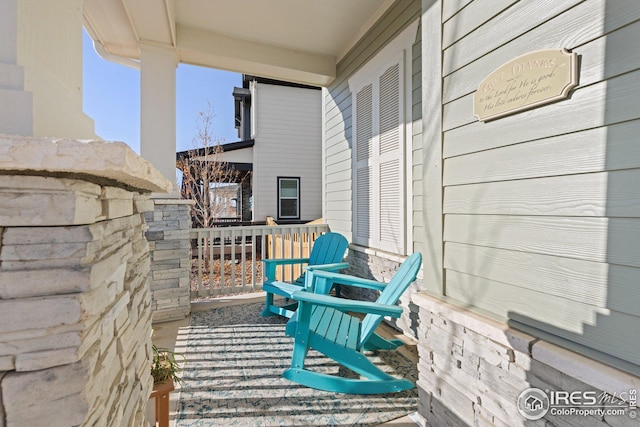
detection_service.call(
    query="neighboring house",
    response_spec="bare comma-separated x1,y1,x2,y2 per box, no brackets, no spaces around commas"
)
3,1,640,426
235,75,323,224
178,75,323,224
176,140,253,224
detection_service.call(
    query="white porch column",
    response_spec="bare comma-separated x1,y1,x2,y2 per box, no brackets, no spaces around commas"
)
140,43,178,195
0,0,33,136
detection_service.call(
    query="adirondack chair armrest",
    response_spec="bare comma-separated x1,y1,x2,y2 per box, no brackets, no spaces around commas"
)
304,269,386,292
262,257,311,282
290,290,403,318
262,257,311,266
304,262,349,273
302,263,349,294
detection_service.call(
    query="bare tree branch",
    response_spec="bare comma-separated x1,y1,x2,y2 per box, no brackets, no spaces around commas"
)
178,104,246,228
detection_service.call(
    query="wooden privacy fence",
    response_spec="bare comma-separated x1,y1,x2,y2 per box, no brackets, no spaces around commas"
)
189,222,330,298
265,217,325,282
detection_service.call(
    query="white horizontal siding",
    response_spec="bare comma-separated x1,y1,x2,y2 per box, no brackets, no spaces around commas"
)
442,0,473,22
411,31,423,253
252,83,322,222
442,0,517,49
445,214,640,268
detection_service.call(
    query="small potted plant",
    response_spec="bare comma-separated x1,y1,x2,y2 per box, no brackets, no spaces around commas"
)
149,345,183,427
151,344,183,386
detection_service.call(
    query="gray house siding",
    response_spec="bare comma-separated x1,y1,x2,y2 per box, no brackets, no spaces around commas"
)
440,0,640,372
413,2,640,424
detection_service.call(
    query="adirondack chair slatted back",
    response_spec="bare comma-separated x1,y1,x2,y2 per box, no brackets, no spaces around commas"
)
358,253,422,348
294,232,349,286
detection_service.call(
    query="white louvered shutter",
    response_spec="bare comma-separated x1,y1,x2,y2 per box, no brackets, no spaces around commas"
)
378,62,404,252
355,84,374,241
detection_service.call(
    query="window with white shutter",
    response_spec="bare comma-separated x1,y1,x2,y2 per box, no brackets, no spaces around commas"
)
349,21,417,255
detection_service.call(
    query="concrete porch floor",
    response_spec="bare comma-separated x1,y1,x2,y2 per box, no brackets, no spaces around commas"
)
151,292,422,427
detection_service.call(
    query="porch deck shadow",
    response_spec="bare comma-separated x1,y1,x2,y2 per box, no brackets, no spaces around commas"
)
155,294,419,426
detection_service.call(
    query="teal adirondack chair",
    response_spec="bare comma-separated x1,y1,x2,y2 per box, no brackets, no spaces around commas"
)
261,232,349,318
282,252,422,394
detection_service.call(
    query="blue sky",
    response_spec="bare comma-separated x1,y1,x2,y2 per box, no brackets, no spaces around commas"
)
82,30,242,154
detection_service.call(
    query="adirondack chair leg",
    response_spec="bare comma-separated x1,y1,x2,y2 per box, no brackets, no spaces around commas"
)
362,333,404,351
289,301,313,370
319,338,399,382
283,368,413,395
274,305,297,318
290,338,310,370
260,292,277,317
285,314,402,350
261,292,299,317
262,282,303,318
284,342,413,394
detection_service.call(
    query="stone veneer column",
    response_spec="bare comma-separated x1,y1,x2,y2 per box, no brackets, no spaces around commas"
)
144,199,192,323
0,136,172,427
412,293,640,427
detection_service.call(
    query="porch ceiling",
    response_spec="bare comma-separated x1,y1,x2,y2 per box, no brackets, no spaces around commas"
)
82,0,395,86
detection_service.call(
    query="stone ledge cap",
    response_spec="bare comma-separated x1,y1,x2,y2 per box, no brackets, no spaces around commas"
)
0,135,173,193
412,292,536,354
532,341,640,398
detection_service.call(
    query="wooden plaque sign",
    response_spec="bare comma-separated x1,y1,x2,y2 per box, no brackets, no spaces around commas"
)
473,49,578,122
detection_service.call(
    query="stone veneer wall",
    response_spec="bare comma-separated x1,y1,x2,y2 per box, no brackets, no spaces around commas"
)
343,247,422,339
144,200,191,323
0,136,172,427
412,293,640,427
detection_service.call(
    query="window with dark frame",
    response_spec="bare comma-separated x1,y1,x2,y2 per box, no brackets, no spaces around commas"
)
278,177,300,220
